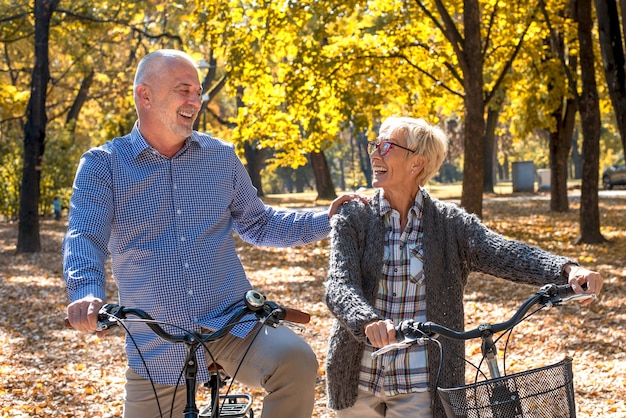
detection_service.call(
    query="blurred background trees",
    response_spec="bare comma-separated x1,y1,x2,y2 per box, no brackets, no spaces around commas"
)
1,0,625,251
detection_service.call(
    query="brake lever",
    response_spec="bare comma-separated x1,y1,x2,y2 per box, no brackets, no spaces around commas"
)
371,337,420,358
277,320,306,333
557,293,596,304
96,304,125,331
546,292,597,307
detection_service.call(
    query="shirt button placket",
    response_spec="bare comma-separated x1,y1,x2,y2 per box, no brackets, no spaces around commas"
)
171,160,192,302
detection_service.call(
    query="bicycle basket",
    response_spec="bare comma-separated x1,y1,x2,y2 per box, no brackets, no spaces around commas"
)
437,357,576,418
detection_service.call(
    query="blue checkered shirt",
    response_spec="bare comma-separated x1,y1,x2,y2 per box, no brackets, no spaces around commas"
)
63,125,331,385
358,191,429,396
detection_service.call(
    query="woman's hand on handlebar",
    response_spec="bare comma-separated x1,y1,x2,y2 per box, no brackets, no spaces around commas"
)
66,296,105,333
365,319,396,348
564,264,603,306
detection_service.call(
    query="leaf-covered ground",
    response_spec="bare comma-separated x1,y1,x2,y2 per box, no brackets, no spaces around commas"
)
1,192,624,417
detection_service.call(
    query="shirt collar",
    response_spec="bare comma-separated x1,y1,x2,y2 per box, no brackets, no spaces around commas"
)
129,122,203,159
379,188,425,218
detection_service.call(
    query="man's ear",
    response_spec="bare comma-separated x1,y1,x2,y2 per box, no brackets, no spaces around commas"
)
135,84,151,107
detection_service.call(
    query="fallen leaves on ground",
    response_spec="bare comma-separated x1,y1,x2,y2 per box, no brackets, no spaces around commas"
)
1,194,624,417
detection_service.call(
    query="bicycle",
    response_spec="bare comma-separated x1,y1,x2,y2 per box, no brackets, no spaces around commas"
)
65,290,310,418
371,283,596,418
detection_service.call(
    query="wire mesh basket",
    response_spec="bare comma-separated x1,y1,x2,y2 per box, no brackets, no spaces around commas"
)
437,357,576,418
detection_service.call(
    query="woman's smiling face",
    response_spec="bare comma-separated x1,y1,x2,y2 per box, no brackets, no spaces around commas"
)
370,128,417,192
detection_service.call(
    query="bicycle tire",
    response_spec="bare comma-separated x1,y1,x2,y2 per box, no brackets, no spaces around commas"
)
437,357,576,418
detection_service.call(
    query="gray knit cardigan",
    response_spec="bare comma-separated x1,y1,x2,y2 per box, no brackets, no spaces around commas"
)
324,189,573,417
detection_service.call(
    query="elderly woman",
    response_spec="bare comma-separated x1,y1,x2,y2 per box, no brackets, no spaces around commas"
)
324,116,602,418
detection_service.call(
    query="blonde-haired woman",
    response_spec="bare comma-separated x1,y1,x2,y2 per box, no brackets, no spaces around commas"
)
324,116,602,417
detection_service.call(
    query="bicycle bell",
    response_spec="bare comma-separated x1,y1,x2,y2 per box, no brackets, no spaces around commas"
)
245,290,266,311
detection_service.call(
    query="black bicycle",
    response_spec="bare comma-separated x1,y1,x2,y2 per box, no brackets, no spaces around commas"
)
372,283,595,418
66,290,310,418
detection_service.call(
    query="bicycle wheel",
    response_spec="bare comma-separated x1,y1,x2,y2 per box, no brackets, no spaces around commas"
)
437,357,576,418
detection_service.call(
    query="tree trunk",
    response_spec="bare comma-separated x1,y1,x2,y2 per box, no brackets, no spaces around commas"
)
460,0,486,217
356,131,372,188
338,157,345,191
571,131,583,179
232,85,265,196
483,106,499,193
543,28,577,212
17,0,61,253
574,0,606,243
621,0,626,44
193,52,230,132
295,166,308,193
243,142,266,197
66,69,94,130
310,150,337,201
549,98,577,212
595,0,626,155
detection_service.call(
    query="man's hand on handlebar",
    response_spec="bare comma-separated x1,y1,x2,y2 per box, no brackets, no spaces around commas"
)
564,264,603,306
364,319,396,348
66,296,106,333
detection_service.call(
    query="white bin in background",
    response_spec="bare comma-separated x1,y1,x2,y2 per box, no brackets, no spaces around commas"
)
512,161,535,192
537,168,551,191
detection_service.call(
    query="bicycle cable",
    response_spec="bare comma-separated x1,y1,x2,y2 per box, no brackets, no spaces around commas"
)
205,305,303,415
101,311,259,418
99,312,166,418
470,303,547,383
197,317,263,416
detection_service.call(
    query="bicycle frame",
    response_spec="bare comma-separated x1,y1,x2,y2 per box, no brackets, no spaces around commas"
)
372,283,595,418
69,290,309,418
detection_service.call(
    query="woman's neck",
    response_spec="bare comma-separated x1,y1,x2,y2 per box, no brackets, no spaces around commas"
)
383,187,420,229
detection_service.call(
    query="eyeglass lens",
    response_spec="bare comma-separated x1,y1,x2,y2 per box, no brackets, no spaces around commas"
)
368,141,392,156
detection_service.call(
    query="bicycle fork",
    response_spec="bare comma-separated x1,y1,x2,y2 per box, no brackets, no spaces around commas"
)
183,341,201,418
481,333,501,379
481,332,523,418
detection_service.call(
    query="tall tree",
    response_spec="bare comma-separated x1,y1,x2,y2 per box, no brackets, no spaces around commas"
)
483,100,501,194
545,14,578,212
535,4,579,212
505,0,595,216
310,151,336,200
574,0,605,243
543,0,605,241
548,94,577,212
17,0,61,253
595,0,626,156
458,0,487,215
199,1,346,199
5,1,196,251
316,0,539,216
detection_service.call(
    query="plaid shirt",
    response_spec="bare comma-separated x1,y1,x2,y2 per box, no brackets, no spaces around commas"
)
358,191,428,396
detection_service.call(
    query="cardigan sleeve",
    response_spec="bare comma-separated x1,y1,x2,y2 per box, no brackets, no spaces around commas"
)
463,210,573,284
428,198,574,286
324,200,380,341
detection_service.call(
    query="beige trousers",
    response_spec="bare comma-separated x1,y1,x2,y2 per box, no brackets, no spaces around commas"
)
335,388,432,418
123,323,318,418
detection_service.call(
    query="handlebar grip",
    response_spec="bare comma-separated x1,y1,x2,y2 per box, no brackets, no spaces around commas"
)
281,307,311,324
555,284,576,297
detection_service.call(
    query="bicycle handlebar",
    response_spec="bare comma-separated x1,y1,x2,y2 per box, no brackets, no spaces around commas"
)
372,283,595,357
64,289,310,343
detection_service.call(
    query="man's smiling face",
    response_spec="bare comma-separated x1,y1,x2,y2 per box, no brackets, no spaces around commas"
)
150,61,203,140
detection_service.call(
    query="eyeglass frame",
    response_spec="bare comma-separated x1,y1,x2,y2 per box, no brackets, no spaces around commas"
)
367,140,415,157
